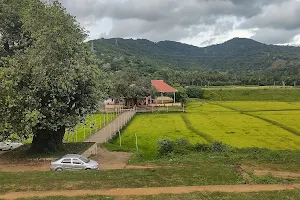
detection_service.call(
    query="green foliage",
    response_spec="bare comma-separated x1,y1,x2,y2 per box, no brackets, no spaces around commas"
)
92,37,300,85
157,139,230,156
0,0,107,152
157,138,174,156
186,86,204,98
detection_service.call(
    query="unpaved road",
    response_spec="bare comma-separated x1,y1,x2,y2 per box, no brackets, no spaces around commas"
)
0,148,133,172
1,184,300,200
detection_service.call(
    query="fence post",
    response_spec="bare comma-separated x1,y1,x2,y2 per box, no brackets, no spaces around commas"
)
76,130,78,142
84,124,86,139
135,133,138,151
119,131,121,146
90,121,92,136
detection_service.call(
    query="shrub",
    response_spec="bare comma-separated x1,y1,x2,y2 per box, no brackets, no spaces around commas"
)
210,141,229,152
192,143,211,152
186,86,204,98
157,138,175,156
173,138,192,155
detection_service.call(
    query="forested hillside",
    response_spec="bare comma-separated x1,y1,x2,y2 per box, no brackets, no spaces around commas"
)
90,38,300,86
91,37,300,72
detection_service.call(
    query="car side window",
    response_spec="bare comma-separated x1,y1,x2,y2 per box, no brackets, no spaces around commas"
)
61,159,71,164
72,159,82,165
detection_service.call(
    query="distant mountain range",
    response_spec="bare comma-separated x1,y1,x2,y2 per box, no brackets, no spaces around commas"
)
90,37,300,73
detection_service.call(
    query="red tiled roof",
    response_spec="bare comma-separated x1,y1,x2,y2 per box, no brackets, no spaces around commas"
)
151,80,177,93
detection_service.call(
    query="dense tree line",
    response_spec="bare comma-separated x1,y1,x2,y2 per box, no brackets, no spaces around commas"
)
91,37,300,86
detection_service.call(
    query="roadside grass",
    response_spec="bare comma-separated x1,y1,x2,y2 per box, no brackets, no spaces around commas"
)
16,197,115,200
142,150,300,169
0,165,244,194
0,142,93,159
203,88,300,101
12,190,300,200
126,190,300,200
65,113,118,142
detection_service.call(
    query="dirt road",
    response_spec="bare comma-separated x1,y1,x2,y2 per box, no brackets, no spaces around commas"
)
1,184,300,199
0,148,133,172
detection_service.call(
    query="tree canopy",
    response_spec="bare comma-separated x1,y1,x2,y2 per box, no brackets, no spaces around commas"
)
0,0,107,152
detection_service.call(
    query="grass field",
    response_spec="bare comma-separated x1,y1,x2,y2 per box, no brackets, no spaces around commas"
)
0,163,244,194
65,112,118,142
108,114,207,159
203,88,300,101
108,101,300,159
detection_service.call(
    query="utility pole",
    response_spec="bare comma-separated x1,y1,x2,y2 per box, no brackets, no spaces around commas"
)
115,38,118,47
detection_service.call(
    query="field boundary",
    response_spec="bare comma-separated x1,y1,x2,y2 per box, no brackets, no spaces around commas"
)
213,103,300,137
1,184,300,199
181,114,214,143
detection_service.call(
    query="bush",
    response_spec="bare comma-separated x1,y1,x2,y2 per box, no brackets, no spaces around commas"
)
210,141,229,152
157,138,175,156
157,138,193,156
186,86,204,98
173,138,192,155
192,143,211,152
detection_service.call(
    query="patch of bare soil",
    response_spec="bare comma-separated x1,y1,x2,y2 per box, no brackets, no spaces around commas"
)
90,148,133,170
253,170,300,179
1,184,300,200
233,165,254,184
241,165,300,179
0,163,49,172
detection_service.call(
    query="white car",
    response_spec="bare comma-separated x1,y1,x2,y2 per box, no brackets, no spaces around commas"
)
0,140,23,151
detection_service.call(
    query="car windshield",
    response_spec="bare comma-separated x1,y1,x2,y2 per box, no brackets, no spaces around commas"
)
53,156,63,162
79,156,90,163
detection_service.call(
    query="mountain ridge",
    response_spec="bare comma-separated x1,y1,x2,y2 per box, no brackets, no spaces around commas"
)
91,37,300,73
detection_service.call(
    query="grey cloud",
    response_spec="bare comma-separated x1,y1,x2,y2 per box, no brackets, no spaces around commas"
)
251,28,300,44
241,0,300,30
58,0,299,44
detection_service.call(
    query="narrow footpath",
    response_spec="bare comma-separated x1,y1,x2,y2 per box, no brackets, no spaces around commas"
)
1,184,300,199
85,110,136,144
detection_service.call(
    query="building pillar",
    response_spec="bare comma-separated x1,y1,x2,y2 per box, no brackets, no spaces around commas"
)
174,92,176,103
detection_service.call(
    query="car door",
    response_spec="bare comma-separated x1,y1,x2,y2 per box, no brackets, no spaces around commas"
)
72,159,85,170
61,158,72,170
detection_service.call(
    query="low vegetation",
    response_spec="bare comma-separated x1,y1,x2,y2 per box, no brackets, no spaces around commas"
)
10,190,300,200
0,165,244,194
203,88,300,101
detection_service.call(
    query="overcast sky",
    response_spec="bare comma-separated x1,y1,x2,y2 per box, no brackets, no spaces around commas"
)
58,0,300,47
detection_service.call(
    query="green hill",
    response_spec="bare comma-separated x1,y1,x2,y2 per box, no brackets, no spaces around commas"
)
91,37,300,73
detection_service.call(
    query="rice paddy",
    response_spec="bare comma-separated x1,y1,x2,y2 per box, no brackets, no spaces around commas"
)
111,101,300,157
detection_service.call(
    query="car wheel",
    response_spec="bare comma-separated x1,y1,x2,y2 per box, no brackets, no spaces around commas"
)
55,168,63,172
85,168,91,170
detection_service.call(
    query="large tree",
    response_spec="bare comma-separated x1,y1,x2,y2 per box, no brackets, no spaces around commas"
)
0,0,107,153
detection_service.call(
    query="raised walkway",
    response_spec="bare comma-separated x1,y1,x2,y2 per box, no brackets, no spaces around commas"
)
85,110,136,144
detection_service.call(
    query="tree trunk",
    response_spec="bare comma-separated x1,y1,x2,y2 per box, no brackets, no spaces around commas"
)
30,127,65,153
